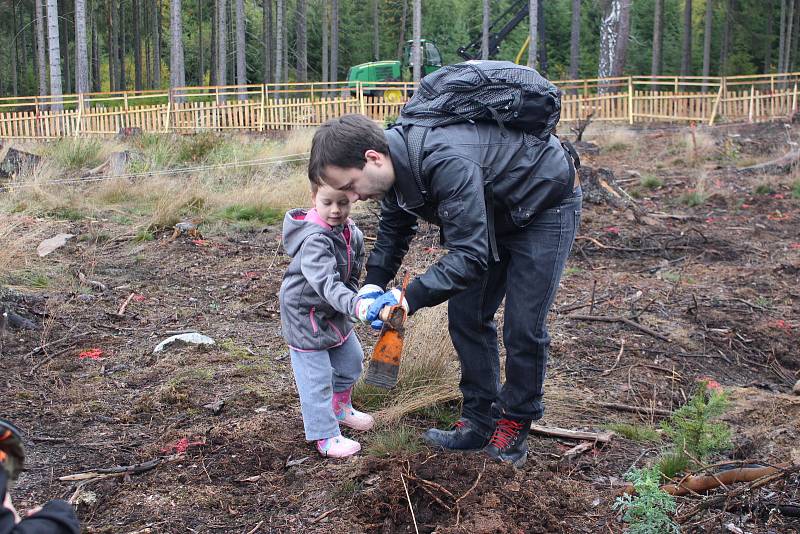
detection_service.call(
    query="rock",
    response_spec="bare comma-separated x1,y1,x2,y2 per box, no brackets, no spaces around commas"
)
0,148,41,179
36,233,75,257
153,332,216,353
203,400,225,415
793,379,800,395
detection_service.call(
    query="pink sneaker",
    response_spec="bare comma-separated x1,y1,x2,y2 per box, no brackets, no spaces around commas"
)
316,435,361,458
333,388,375,431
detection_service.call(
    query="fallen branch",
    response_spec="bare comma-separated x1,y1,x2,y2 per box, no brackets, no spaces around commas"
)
568,314,671,342
600,339,626,376
598,402,672,417
59,454,184,482
561,441,594,460
400,474,420,534
116,292,136,316
530,424,615,443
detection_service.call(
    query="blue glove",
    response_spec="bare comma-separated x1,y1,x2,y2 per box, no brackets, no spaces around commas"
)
366,289,409,322
370,319,384,331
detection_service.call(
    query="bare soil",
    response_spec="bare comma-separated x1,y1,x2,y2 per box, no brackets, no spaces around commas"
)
2,122,799,533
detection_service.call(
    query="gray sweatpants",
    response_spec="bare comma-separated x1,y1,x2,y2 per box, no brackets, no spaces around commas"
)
289,333,364,441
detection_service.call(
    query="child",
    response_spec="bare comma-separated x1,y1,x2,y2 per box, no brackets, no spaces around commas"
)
279,183,381,458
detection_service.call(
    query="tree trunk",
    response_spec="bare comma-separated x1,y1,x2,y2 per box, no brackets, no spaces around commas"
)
11,1,19,96
274,0,283,85
210,0,217,85
779,0,786,72
652,0,663,78
60,0,72,94
282,0,288,84
788,0,799,70
36,0,48,96
598,0,620,82
720,0,731,75
46,0,63,109
118,0,125,90
236,0,246,96
262,0,272,84
134,0,142,90
217,0,227,86
321,0,328,85
569,0,580,79
782,0,795,72
396,0,407,59
75,0,89,93
92,6,101,91
412,0,421,81
680,0,692,76
330,0,338,83
373,0,379,61
791,0,800,70
481,0,490,60
537,0,547,74
228,0,234,84
296,0,307,82
702,0,713,85
109,0,119,90
198,0,203,84
169,0,185,94
528,0,538,68
611,0,631,77
154,0,162,88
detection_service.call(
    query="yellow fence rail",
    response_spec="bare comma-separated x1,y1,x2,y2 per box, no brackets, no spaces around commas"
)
1,73,800,139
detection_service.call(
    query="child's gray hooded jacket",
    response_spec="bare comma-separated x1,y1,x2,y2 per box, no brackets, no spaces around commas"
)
279,208,365,351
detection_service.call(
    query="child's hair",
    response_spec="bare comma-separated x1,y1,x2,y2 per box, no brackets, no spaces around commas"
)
310,181,320,195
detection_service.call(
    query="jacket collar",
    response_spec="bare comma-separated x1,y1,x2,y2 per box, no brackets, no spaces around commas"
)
386,126,425,210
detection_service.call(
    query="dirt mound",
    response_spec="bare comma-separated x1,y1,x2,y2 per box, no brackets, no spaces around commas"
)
348,453,601,533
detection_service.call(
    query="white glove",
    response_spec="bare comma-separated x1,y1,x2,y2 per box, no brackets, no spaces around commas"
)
357,284,384,299
354,298,375,322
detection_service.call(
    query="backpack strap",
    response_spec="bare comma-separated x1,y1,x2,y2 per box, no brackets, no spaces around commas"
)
404,125,429,199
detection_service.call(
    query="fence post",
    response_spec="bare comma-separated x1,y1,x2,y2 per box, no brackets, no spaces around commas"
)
793,83,798,116
628,77,634,125
165,88,173,132
358,82,366,115
709,83,723,126
74,93,84,136
260,84,266,132
748,85,755,123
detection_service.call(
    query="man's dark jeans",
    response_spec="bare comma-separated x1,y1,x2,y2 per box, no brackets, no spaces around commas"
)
448,189,582,435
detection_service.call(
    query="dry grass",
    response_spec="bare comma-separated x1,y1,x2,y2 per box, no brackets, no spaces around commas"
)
358,304,461,426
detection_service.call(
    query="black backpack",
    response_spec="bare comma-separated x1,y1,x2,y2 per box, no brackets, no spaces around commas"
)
394,60,576,262
398,60,562,139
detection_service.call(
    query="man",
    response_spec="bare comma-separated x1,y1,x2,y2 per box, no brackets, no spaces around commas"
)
308,113,581,467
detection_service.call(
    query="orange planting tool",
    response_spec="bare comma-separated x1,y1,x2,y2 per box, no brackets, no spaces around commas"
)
364,272,411,389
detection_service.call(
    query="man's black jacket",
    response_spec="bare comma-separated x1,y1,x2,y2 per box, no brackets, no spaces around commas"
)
1,471,79,534
364,122,576,313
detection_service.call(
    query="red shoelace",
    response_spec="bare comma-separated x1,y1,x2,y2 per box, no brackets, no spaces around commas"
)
453,420,466,429
489,418,524,449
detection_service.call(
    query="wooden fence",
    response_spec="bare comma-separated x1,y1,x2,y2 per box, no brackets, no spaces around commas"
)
1,73,800,139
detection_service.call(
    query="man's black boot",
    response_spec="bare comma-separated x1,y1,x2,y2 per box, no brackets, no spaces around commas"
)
422,419,490,451
484,418,531,468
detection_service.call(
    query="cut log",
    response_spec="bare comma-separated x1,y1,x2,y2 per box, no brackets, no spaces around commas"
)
578,166,639,209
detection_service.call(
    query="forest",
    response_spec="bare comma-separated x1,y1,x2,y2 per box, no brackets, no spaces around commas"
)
2,0,800,100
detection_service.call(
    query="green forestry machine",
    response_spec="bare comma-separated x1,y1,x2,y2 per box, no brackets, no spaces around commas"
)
346,40,443,101
346,0,532,101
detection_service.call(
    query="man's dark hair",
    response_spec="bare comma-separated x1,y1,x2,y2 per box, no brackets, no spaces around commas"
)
308,114,389,185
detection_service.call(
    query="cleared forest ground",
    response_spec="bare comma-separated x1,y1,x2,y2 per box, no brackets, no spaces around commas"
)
1,121,799,533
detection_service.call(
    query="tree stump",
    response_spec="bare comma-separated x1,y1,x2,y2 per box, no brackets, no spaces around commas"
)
0,148,42,179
